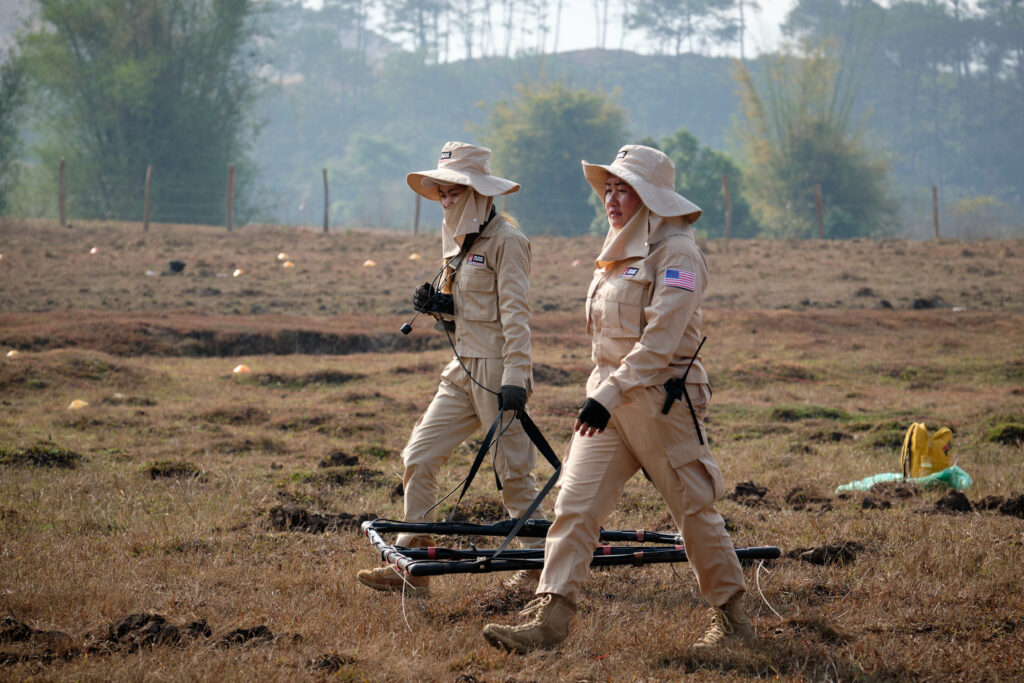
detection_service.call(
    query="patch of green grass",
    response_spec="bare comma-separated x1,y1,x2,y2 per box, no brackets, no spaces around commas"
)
986,423,1024,446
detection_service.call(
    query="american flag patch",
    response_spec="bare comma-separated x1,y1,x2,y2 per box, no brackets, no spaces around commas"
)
468,254,486,267
620,267,639,279
664,268,696,291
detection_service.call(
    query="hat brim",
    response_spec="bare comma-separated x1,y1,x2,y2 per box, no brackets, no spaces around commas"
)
406,169,520,201
582,161,701,221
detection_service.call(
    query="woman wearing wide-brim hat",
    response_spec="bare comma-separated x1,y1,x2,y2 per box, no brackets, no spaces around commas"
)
483,144,756,652
357,141,543,596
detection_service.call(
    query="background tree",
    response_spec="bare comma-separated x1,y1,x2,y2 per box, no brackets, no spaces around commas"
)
735,44,896,238
0,52,25,215
482,81,626,235
17,0,262,225
627,0,735,56
660,126,758,237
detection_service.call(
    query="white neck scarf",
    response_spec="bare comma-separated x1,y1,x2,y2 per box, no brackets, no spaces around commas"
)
441,189,493,259
595,204,650,270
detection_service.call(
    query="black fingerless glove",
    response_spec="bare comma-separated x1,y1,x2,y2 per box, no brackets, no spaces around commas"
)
498,385,527,414
413,282,435,313
577,397,610,431
432,292,453,315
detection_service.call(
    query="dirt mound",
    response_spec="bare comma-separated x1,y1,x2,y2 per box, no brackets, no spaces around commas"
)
145,460,205,480
216,625,274,648
784,486,833,511
85,613,210,653
319,451,359,468
0,617,77,664
267,503,376,533
310,653,356,672
726,481,778,509
870,481,921,498
788,542,864,566
933,491,972,513
987,423,1024,445
0,444,82,469
998,494,1024,518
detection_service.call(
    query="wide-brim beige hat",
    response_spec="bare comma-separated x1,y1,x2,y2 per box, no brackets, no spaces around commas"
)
407,141,520,201
582,144,701,220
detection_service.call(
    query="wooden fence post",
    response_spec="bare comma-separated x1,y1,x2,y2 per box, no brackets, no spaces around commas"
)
814,183,824,239
413,194,421,235
226,163,235,232
322,168,329,233
58,157,66,228
932,185,940,239
722,174,731,240
143,164,152,232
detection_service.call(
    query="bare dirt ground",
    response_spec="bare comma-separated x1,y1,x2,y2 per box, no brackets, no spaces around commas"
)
1,217,1023,680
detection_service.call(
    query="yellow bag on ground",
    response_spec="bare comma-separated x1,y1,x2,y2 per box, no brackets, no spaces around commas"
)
900,422,952,478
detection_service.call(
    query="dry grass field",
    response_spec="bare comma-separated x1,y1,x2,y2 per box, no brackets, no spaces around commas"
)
1,217,1023,681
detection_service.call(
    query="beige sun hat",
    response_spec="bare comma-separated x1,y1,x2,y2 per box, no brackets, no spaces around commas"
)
407,141,520,201
582,144,702,220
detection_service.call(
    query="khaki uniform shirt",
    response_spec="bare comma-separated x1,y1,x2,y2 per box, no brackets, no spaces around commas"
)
586,222,709,413
449,215,533,391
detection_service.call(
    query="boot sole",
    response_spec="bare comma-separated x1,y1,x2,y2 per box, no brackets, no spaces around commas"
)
482,626,532,654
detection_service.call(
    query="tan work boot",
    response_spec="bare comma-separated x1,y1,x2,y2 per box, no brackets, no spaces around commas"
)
691,591,757,649
482,593,577,653
356,536,433,596
502,569,541,592
356,564,430,595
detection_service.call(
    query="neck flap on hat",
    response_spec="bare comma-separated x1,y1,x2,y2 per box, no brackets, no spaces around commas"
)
441,188,493,259
647,212,692,244
595,204,650,270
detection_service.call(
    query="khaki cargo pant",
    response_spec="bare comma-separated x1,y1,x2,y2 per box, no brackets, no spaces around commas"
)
396,357,544,548
536,382,746,605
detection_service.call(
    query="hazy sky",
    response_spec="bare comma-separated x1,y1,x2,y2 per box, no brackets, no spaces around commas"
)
305,0,795,59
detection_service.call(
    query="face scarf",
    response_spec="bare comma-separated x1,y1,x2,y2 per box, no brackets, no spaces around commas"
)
441,187,493,259
595,202,650,271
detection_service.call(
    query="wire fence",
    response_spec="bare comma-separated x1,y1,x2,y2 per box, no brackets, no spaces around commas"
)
24,161,1024,240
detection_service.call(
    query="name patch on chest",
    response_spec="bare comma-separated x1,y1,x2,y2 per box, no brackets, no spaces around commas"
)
664,268,696,291
620,267,639,279
468,254,486,267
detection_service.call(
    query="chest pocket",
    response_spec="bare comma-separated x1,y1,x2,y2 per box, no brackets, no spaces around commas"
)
597,276,647,338
459,271,498,322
